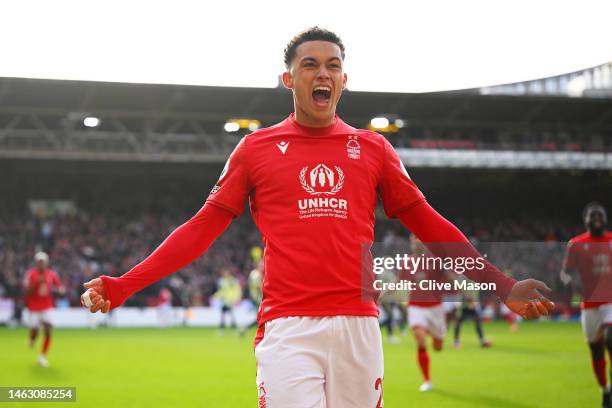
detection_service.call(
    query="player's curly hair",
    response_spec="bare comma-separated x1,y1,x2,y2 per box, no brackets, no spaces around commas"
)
284,27,345,68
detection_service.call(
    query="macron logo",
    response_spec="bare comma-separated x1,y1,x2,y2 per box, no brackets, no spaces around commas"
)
276,141,289,154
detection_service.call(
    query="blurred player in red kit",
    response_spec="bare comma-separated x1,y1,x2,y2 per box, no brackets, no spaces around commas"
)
81,27,554,407
406,235,452,392
561,202,612,408
24,252,65,367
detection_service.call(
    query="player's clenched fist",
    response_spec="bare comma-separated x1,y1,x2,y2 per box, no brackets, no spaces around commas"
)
81,278,111,313
504,278,555,320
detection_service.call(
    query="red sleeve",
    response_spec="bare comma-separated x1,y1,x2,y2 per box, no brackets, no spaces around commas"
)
100,203,234,309
205,137,251,216
51,271,63,289
378,138,425,218
563,241,577,270
397,200,517,300
24,270,34,289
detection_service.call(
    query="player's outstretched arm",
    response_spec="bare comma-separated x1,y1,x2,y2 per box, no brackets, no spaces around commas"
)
81,203,234,313
397,199,554,319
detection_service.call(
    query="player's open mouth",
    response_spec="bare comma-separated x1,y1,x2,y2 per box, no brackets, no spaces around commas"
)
312,86,331,107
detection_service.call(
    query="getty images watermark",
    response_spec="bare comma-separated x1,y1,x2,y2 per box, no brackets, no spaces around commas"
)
360,240,612,304
372,252,495,292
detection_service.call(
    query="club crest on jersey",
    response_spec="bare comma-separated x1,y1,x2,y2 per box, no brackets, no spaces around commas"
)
347,135,360,160
299,164,344,195
298,163,348,220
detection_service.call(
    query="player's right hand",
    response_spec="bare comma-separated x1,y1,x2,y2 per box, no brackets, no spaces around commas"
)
504,278,555,320
82,278,111,313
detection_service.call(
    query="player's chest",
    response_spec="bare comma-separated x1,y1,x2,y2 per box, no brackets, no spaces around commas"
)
249,137,379,197
32,272,50,284
32,274,52,294
579,241,612,273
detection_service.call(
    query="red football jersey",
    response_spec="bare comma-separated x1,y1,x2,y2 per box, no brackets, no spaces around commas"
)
564,231,612,309
24,268,63,311
206,114,425,324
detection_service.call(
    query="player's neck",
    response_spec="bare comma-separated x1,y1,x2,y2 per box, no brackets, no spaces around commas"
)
293,109,336,129
588,228,607,238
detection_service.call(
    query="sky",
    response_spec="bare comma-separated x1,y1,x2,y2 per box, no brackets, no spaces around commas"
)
1,0,611,93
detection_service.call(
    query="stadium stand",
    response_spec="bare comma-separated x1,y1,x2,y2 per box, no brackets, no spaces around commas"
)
0,75,610,319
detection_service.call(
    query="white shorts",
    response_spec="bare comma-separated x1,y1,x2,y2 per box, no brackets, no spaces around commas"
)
582,304,612,343
27,310,52,328
255,316,384,408
408,305,446,340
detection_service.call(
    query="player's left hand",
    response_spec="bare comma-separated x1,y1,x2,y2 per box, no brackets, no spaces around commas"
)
82,278,111,313
504,279,555,320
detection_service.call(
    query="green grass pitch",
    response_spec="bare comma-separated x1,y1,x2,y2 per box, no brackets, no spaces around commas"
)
0,321,597,407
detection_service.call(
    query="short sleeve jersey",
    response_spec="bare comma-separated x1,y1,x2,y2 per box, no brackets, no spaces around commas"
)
564,231,612,309
206,114,425,324
24,268,62,311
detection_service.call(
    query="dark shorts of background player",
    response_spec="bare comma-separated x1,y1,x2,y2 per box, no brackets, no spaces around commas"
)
459,306,480,319
454,305,486,344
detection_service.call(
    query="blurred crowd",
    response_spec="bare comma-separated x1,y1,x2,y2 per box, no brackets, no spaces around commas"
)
0,210,260,308
0,208,584,309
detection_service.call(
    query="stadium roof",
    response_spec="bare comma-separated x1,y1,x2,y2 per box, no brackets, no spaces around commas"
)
1,77,612,128
0,77,610,169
